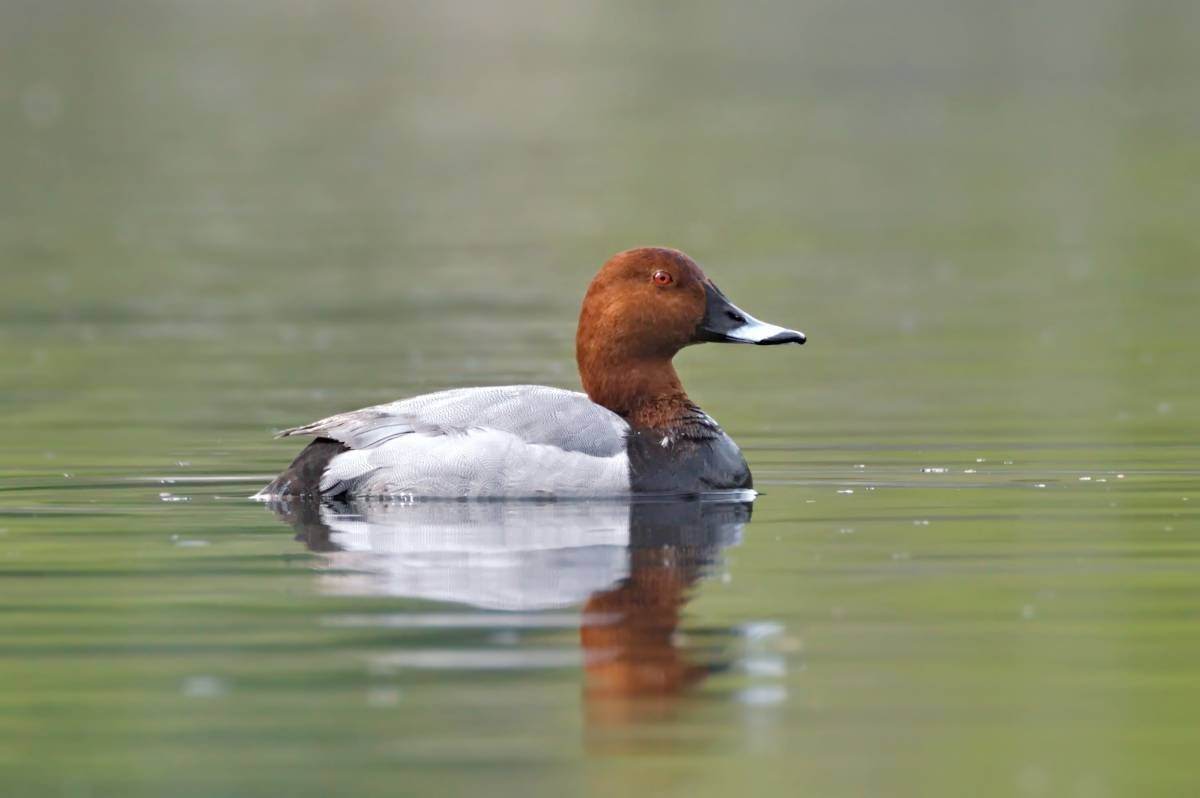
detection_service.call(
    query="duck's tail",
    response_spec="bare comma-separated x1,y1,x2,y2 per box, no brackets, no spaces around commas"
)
252,437,350,499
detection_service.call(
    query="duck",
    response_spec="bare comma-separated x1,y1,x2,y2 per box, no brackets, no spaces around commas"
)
254,247,805,499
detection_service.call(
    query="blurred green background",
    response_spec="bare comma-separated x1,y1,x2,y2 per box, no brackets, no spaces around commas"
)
2,1,1198,796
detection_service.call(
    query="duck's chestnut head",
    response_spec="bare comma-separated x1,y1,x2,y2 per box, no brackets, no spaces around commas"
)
576,247,805,362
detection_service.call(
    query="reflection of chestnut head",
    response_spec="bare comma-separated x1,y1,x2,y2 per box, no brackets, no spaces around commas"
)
581,546,709,698
581,499,752,727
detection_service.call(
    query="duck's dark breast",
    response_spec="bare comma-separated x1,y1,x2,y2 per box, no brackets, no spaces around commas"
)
625,428,752,495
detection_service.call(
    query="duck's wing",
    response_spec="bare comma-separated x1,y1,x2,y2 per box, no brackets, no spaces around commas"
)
278,385,627,456
269,386,632,498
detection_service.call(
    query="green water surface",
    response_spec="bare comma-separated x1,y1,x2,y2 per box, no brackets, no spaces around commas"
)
2,1,1199,796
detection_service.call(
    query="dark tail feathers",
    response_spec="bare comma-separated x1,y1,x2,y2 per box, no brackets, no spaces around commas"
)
258,437,349,497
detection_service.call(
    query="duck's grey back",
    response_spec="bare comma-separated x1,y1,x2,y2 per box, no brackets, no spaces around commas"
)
281,386,627,456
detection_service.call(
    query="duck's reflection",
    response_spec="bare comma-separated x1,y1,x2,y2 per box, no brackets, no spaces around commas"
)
269,495,751,714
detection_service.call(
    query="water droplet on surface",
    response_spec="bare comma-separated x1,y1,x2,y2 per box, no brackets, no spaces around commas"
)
741,622,784,641
737,686,787,706
743,656,786,678
182,676,227,698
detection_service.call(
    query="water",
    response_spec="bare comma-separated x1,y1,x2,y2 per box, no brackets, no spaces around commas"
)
3,1,1199,795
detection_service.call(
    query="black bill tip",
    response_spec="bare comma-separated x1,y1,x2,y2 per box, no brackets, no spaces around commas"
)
757,330,806,345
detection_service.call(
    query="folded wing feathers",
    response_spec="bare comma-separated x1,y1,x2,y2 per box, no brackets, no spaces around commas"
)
276,386,627,457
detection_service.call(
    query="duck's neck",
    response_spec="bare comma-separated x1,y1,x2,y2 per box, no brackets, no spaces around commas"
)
578,354,698,430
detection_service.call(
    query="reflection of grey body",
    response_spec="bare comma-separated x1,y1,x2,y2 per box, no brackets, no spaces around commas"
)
271,497,751,611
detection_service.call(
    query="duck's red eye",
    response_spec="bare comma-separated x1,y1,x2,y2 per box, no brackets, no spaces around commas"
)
652,270,674,286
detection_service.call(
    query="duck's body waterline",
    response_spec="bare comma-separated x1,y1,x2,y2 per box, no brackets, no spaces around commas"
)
256,248,805,499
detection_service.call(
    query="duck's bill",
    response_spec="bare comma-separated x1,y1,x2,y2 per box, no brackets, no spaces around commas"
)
695,282,806,345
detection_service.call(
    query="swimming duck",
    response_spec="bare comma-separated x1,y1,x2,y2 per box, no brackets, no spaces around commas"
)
255,247,804,499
